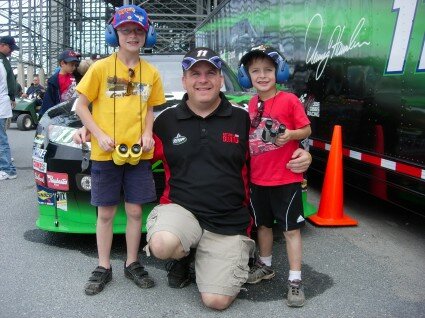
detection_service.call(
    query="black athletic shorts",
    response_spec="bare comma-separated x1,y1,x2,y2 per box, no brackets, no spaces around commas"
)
250,182,305,232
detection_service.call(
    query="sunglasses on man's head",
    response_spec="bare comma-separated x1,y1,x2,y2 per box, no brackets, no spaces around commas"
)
181,56,222,71
251,100,264,128
126,68,135,96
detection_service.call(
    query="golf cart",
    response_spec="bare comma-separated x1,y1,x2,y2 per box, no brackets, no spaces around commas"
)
12,91,43,130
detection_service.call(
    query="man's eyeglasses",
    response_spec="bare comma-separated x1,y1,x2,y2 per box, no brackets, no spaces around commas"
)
116,28,145,35
251,100,264,128
126,68,135,96
181,56,222,71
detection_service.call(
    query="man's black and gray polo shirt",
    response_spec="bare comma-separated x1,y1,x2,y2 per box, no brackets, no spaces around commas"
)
153,92,251,236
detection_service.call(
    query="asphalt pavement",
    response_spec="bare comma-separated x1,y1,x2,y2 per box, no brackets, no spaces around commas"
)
0,126,424,318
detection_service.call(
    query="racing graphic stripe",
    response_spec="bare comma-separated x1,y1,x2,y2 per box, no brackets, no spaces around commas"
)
309,139,425,180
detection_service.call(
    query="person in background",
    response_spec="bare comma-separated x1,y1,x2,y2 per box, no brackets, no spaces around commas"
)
75,58,95,83
0,35,19,180
22,75,45,99
14,75,22,98
40,49,80,116
90,53,101,62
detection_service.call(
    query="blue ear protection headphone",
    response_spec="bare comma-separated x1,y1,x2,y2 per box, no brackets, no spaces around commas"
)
237,50,290,89
104,8,156,48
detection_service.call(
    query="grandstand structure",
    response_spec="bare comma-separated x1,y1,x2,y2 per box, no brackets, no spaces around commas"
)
0,0,223,88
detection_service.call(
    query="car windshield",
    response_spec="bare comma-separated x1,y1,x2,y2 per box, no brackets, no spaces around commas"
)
141,54,243,93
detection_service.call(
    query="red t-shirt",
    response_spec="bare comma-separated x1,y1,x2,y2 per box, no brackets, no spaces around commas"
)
248,91,310,186
58,73,76,102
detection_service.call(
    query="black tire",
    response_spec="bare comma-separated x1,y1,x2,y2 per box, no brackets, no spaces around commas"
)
16,114,34,131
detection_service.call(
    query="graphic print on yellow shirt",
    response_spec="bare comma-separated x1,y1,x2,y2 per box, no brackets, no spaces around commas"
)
105,73,152,100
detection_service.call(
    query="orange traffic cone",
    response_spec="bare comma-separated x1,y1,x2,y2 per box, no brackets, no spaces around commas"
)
309,125,358,226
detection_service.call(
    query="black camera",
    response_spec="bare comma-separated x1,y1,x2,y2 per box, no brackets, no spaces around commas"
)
261,122,286,144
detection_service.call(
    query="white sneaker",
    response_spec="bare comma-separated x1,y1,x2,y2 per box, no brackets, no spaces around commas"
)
0,171,17,180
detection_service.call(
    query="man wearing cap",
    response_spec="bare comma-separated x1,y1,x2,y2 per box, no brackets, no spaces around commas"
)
146,47,312,310
40,49,81,116
0,35,19,181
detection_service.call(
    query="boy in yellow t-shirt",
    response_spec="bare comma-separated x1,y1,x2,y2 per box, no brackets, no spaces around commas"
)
75,5,165,295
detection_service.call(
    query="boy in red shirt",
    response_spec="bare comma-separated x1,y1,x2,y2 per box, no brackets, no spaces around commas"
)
239,45,311,307
40,49,80,116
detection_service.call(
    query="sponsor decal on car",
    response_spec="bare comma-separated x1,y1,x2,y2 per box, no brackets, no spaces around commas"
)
48,126,75,144
46,172,69,191
34,134,45,145
37,185,55,206
48,125,82,149
56,192,67,211
34,170,46,186
33,158,47,173
32,148,47,160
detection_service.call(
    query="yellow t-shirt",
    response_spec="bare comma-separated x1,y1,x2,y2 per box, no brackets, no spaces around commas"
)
76,53,166,161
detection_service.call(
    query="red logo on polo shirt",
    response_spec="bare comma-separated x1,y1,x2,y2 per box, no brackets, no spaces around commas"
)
222,133,239,144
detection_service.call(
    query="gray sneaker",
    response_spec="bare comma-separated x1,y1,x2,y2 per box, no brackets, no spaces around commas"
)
246,260,275,284
0,171,17,180
286,280,305,307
